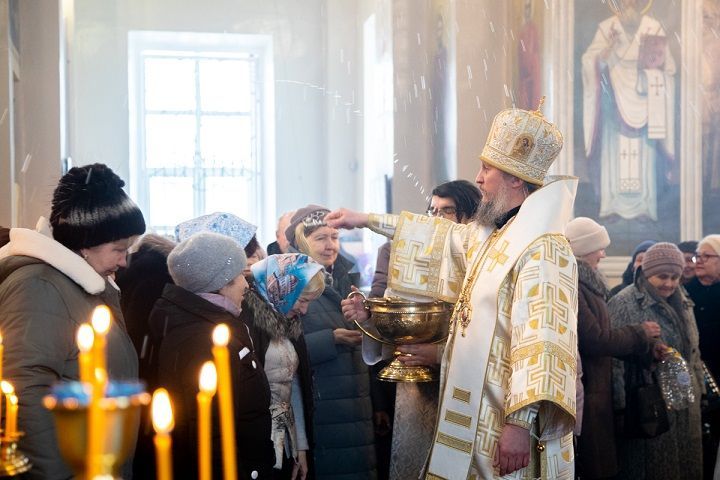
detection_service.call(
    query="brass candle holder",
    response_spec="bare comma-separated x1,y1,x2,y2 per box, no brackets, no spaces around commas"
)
0,432,31,477
43,381,150,480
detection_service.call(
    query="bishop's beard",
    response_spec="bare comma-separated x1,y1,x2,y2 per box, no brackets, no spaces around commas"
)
474,181,513,227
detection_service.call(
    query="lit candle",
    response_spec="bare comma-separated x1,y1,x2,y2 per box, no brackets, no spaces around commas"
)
76,324,95,384
91,305,112,380
198,361,217,480
86,367,108,479
211,324,237,480
5,395,17,438
0,381,13,438
152,388,174,480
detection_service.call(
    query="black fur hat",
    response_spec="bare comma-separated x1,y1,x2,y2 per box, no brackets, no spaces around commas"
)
50,163,146,250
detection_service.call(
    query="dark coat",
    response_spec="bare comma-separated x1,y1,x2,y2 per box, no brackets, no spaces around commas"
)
685,277,720,378
609,272,704,480
149,284,274,480
575,261,652,479
116,239,174,359
301,255,377,480
0,248,138,479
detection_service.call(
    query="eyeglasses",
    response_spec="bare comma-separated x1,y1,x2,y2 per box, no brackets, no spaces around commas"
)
426,206,457,218
692,253,720,263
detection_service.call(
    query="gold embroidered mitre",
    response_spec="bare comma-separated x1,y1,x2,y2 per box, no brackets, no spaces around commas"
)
479,102,563,185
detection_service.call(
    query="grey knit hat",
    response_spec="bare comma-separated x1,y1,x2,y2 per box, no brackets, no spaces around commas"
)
167,232,247,293
642,242,684,278
285,204,330,248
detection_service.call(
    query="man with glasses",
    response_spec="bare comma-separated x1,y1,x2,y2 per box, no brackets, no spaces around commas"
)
426,180,481,223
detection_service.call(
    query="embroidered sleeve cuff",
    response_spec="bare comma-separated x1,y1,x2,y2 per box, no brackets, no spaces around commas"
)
506,404,539,430
368,213,398,238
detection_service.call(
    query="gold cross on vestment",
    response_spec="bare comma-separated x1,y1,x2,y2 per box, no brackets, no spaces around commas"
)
486,240,510,272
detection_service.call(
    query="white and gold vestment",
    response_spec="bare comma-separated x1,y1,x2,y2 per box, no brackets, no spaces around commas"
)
369,177,579,480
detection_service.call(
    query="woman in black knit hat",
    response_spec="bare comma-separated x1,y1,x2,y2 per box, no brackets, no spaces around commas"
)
0,163,145,479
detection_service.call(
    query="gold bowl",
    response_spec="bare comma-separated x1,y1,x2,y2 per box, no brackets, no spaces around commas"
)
43,382,150,479
348,291,452,382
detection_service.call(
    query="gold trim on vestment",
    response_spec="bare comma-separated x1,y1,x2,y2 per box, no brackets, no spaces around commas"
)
426,473,448,480
436,432,473,454
444,409,472,428
452,387,471,403
510,341,576,373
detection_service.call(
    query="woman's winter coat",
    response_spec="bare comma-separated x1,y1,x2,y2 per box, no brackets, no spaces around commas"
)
575,260,653,479
301,254,377,479
240,288,315,474
149,283,274,480
609,271,704,480
0,227,138,479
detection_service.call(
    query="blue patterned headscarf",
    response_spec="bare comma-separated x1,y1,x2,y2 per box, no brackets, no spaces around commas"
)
175,212,257,248
251,253,324,315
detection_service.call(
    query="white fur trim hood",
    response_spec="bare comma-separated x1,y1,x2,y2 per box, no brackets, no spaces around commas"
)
0,217,106,294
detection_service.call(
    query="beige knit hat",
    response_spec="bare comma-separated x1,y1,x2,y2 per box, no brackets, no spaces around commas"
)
699,234,720,256
565,217,610,257
641,242,684,278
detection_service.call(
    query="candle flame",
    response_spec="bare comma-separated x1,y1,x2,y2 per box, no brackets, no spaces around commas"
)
91,306,112,335
152,388,174,434
0,332,3,344
212,324,230,347
1,380,14,395
77,324,95,352
199,361,217,394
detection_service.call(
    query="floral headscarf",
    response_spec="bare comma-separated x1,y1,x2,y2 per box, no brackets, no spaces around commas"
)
251,253,324,315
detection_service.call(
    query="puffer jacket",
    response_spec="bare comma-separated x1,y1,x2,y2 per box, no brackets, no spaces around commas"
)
0,227,138,479
300,254,377,480
148,284,274,480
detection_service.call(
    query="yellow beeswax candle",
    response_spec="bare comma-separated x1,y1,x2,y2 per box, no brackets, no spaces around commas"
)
211,324,237,480
198,361,217,480
76,324,95,384
90,306,112,379
5,395,17,438
152,388,174,480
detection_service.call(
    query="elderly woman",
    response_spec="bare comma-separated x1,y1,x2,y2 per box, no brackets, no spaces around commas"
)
609,242,704,480
286,205,377,480
248,253,325,479
0,163,145,479
609,239,657,297
150,232,274,479
565,217,660,479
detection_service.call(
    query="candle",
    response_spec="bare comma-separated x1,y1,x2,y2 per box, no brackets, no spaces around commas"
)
152,388,174,480
76,324,95,384
86,368,108,478
0,332,4,382
91,305,112,379
0,381,13,438
198,361,217,480
6,395,17,438
211,324,237,480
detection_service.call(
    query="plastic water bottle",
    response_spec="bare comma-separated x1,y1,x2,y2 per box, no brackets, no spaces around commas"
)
657,347,695,410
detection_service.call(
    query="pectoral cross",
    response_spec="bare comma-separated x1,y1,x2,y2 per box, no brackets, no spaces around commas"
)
458,302,472,337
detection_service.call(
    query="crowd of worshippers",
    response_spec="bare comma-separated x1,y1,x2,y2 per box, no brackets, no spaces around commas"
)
0,162,719,480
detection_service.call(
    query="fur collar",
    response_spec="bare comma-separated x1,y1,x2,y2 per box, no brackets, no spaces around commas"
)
244,289,302,340
577,260,609,300
0,220,105,295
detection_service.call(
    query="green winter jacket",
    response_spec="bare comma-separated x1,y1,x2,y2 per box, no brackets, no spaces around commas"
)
0,227,138,479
